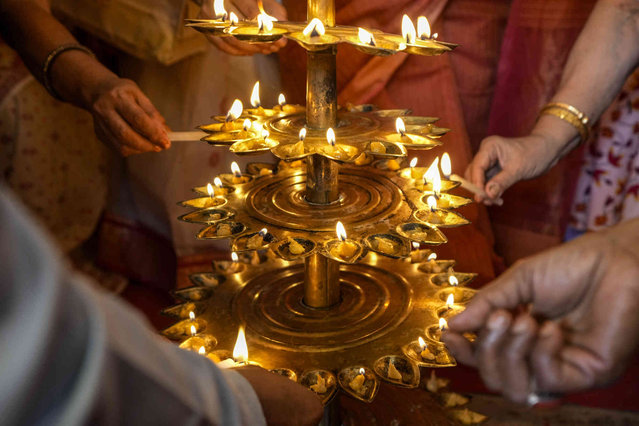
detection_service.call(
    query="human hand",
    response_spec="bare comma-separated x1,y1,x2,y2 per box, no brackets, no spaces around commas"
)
89,77,170,157
442,219,639,403
199,0,287,56
235,366,324,426
465,133,562,205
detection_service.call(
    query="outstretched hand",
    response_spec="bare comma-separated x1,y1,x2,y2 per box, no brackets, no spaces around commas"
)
89,76,170,157
200,0,288,56
442,219,639,403
235,366,323,426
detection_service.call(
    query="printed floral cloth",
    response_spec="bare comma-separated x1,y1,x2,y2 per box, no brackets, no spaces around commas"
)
570,69,639,232
0,41,108,252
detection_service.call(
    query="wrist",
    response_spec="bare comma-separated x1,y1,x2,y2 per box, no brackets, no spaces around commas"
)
530,114,581,159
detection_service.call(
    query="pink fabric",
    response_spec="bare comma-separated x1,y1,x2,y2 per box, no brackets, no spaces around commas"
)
570,69,639,230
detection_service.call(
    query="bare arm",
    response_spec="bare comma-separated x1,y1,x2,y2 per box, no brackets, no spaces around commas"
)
0,0,170,156
467,0,639,202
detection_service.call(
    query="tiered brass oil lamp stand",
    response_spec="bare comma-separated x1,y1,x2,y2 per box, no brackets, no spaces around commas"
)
163,0,477,410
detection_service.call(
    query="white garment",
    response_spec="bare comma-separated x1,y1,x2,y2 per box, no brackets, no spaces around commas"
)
0,185,265,426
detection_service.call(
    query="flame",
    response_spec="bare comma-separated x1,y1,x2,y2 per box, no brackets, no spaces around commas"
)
213,0,227,19
357,28,375,46
395,117,406,136
424,157,439,186
410,157,418,168
250,81,261,108
229,11,239,25
198,346,206,355
432,166,442,196
446,293,454,309
401,15,416,44
231,161,241,177
417,16,431,39
303,18,326,37
190,325,197,336
427,252,437,261
214,177,223,188
359,368,365,375
412,241,420,250
432,33,438,39
418,336,426,349
257,0,265,14
231,251,239,262
441,153,452,177
278,93,286,106
207,183,214,197
261,129,270,140
226,99,243,121
336,221,347,241
299,127,307,141
427,195,438,211
448,275,459,286
439,317,448,331
258,228,268,237
243,119,252,132
326,128,336,146
257,13,274,32
233,326,248,363
189,311,196,321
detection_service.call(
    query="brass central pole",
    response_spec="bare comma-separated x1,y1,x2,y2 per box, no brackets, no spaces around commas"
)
303,0,340,309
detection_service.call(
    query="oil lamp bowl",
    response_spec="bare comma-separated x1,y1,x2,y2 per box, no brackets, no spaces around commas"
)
202,131,255,145
172,286,214,302
178,207,233,224
373,355,420,388
287,32,341,51
365,140,407,158
417,259,456,274
373,158,406,172
213,260,246,275
414,208,470,228
188,272,227,288
199,121,245,132
179,334,218,353
402,340,456,367
192,184,235,197
384,132,442,149
421,192,472,210
246,162,277,176
229,138,278,155
207,350,234,364
231,230,277,252
323,239,365,264
372,109,412,117
270,368,298,382
435,287,477,305
430,272,478,287
160,301,206,319
344,36,399,56
230,25,288,43
300,370,338,406
364,233,411,259
161,317,207,340
273,237,317,261
197,221,247,240
178,196,227,210
338,366,379,403
396,222,448,245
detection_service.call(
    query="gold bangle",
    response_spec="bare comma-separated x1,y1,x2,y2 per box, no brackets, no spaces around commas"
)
539,102,591,143
42,44,96,101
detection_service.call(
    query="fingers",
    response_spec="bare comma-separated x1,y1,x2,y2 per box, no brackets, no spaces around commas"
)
116,95,169,149
441,331,476,367
499,314,537,403
475,310,512,391
96,108,163,156
465,137,498,202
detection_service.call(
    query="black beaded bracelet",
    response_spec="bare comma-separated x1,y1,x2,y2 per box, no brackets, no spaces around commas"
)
42,43,95,100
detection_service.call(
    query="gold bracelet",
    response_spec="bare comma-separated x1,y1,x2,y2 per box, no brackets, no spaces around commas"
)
539,102,591,143
42,44,95,101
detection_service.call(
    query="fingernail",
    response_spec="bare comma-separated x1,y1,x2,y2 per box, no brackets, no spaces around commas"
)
487,182,501,198
487,313,509,331
511,317,530,334
154,146,162,152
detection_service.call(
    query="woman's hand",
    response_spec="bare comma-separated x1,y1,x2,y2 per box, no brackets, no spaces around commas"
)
442,219,639,403
199,0,287,56
89,77,170,157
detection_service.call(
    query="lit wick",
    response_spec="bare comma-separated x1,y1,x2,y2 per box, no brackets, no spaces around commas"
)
189,311,196,321
229,11,239,25
336,221,347,242
427,195,438,213
278,93,286,107
401,14,417,44
326,127,336,147
231,161,242,178
358,27,376,47
299,127,307,142
261,129,270,140
206,183,214,200
250,81,261,108
448,275,459,286
411,241,420,250
233,326,249,365
446,293,455,310
441,152,452,180
418,336,427,352
243,119,252,132
258,228,268,238
190,325,197,336
409,157,420,179
395,117,406,137
303,18,326,38
257,13,274,33
226,99,243,122
213,0,227,20
439,317,448,332
231,251,239,263
417,16,431,40
198,346,206,355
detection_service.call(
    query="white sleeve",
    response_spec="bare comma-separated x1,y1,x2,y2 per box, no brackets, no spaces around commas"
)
0,186,266,426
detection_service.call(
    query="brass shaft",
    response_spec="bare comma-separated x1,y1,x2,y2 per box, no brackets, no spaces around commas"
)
303,0,341,309
304,252,340,308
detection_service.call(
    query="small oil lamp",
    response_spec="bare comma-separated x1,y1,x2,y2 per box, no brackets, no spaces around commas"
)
291,18,339,49
417,16,431,40
448,275,459,286
349,368,366,393
198,346,206,355
223,99,243,131
257,13,274,33
303,18,326,39
213,177,227,196
402,15,417,45
441,152,452,179
439,317,448,332
232,326,249,365
326,221,363,263
229,161,249,184
396,117,407,138
358,27,376,47
229,11,239,25
326,127,336,147
409,157,420,179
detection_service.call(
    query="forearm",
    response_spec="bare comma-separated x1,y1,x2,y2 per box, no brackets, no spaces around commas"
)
531,0,639,158
0,0,118,109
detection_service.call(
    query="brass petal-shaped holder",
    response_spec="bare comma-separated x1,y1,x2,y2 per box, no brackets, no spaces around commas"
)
231,230,277,252
178,208,233,224
417,259,456,274
161,301,206,319
178,196,227,210
414,208,470,228
179,334,218,353
197,221,247,240
338,366,379,403
162,318,207,340
373,355,420,388
300,370,338,405
364,233,411,259
274,237,317,261
173,286,213,302
396,222,448,246
188,272,226,288
270,368,298,382
323,239,365,264
430,272,478,287
402,340,456,367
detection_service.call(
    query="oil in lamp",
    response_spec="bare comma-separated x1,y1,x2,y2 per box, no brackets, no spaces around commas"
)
325,221,363,263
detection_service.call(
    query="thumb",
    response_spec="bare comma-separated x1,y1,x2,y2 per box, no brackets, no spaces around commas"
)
448,262,533,333
485,167,519,200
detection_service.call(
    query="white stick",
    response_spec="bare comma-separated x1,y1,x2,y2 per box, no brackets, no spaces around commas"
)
450,173,504,206
168,131,208,142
